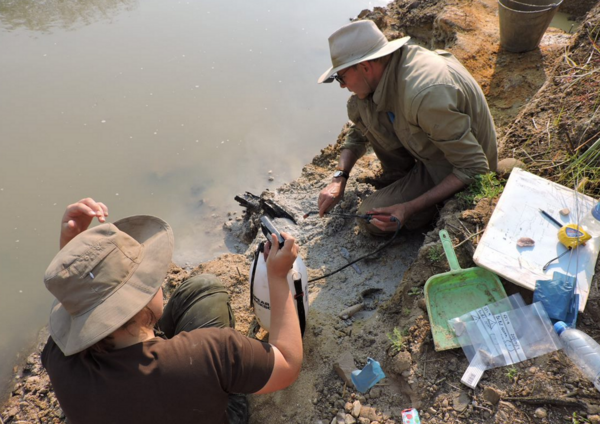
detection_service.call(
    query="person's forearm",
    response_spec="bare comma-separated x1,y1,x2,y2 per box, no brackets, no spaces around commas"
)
267,275,303,380
338,149,359,173
404,173,466,216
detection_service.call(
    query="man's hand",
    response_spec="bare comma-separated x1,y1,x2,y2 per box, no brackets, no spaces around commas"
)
60,198,109,249
265,232,298,278
367,205,406,233
317,180,346,217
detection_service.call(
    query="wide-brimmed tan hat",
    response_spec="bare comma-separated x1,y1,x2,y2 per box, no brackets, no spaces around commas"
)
44,215,174,356
318,20,410,84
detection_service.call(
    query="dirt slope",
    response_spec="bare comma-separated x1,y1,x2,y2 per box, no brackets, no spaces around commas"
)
3,1,600,423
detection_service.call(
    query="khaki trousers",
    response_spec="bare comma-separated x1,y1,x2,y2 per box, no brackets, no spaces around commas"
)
357,160,438,236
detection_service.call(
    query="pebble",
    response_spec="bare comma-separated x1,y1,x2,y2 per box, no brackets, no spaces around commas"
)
482,386,501,405
369,387,382,399
534,408,547,419
359,406,378,421
344,414,356,424
331,411,345,424
496,158,526,177
352,400,362,418
390,351,412,374
588,415,600,424
452,392,470,412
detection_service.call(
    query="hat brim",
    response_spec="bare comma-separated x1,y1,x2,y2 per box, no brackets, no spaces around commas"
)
318,36,410,84
49,215,174,356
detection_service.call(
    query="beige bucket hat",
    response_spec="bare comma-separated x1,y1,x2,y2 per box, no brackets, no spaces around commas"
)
318,20,410,84
44,215,174,356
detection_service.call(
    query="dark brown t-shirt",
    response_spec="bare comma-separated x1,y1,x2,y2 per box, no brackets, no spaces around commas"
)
41,327,274,424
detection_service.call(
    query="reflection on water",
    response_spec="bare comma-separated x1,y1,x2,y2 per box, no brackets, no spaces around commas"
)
0,0,138,32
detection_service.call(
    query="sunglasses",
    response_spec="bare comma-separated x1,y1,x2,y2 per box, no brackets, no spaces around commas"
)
333,74,346,85
327,66,354,84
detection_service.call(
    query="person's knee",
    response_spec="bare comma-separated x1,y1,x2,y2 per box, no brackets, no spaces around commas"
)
180,274,225,295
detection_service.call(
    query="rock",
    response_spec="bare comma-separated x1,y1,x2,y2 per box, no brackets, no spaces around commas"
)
358,419,370,424
332,411,346,424
390,351,412,374
588,415,600,424
359,406,379,421
496,158,525,177
352,400,362,418
334,351,357,386
344,414,357,424
369,387,382,399
534,408,547,419
482,386,501,405
452,392,470,412
417,298,427,311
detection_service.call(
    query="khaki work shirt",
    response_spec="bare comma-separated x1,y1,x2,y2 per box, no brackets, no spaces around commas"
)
343,45,498,185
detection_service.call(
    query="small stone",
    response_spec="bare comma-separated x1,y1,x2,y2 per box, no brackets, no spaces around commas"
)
359,406,378,421
417,298,427,311
344,414,357,424
517,237,535,247
453,392,470,412
390,351,412,374
334,351,356,386
482,386,501,405
559,208,570,216
588,415,600,424
496,158,526,177
369,387,382,399
534,408,547,419
352,400,362,418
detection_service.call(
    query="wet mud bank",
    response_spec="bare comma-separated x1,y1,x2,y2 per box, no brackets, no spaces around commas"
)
3,0,600,423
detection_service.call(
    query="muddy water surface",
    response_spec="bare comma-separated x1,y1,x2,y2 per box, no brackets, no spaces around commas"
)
0,0,384,398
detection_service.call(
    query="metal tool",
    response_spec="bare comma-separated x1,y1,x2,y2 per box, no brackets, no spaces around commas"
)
303,210,398,223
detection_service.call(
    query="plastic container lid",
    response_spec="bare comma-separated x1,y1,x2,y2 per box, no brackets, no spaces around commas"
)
554,321,567,335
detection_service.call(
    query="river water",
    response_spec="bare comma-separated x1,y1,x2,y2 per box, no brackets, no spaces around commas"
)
0,0,385,398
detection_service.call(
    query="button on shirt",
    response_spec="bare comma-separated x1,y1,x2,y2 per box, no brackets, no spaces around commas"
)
343,45,497,186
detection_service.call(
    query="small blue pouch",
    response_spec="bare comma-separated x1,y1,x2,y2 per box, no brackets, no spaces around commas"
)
351,358,385,393
534,272,577,324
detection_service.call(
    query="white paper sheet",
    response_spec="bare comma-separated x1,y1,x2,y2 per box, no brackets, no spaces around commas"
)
473,168,599,310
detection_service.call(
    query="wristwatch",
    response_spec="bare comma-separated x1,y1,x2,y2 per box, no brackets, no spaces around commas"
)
333,170,350,180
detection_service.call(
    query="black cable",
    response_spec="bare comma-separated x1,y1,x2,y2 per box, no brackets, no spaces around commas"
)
308,223,402,282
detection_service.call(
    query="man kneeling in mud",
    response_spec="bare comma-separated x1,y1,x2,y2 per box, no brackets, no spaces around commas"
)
317,20,497,235
41,197,302,424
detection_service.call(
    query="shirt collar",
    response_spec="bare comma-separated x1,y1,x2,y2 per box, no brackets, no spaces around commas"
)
372,48,404,113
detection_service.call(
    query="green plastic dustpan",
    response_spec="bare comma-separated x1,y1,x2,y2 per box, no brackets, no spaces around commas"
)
424,230,507,351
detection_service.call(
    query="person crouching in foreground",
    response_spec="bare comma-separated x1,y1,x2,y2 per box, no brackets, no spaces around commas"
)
41,198,302,424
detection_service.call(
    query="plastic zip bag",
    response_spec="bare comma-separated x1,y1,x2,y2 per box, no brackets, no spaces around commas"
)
449,294,562,387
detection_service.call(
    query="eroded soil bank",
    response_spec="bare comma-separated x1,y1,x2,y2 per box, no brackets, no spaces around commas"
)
3,1,600,423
